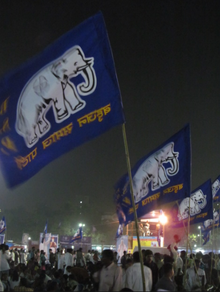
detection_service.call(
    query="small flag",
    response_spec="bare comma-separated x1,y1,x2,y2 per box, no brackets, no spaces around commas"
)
0,217,6,234
41,220,48,243
70,227,82,243
202,230,210,246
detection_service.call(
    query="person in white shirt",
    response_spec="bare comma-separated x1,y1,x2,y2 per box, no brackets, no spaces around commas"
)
125,251,152,292
185,259,206,291
0,244,11,276
64,248,74,274
57,248,65,270
98,249,123,291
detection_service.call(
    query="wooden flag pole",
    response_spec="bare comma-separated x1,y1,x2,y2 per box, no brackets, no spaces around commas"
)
175,200,200,289
122,123,146,291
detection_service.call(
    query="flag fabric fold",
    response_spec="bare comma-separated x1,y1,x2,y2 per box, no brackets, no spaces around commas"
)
0,217,6,234
115,124,191,226
0,12,125,188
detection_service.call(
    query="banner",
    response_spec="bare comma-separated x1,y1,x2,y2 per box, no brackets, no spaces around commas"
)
0,12,125,187
116,235,128,264
49,234,59,253
212,176,220,203
115,124,191,226
0,217,6,234
170,179,213,228
39,233,51,257
70,227,82,243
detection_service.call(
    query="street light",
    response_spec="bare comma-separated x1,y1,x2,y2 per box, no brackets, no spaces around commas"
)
198,226,201,246
159,214,168,247
79,223,85,227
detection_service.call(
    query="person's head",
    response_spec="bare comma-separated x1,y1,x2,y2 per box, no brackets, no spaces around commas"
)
145,250,153,263
194,259,200,268
163,263,174,279
1,273,8,281
101,249,114,267
163,254,174,264
154,253,161,262
133,251,140,263
123,250,127,256
180,250,186,259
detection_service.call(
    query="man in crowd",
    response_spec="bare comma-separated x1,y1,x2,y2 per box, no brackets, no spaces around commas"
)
155,263,176,291
125,251,152,291
98,249,122,291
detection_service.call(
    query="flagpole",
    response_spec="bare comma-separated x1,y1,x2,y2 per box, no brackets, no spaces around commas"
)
175,200,199,288
122,123,146,291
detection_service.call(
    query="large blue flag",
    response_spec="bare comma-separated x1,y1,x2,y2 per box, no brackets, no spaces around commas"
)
212,176,220,203
170,179,213,228
0,12,125,187
0,217,6,234
70,227,82,243
115,124,191,226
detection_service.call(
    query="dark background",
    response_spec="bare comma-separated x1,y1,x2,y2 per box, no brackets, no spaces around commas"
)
0,1,220,246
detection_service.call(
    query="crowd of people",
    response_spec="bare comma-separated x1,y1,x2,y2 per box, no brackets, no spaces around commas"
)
0,236,219,291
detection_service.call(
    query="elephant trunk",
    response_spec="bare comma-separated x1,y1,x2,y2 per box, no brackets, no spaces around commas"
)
167,157,179,175
78,65,96,95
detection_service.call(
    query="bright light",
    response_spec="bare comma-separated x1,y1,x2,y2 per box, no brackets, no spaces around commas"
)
159,214,168,225
79,223,85,227
198,234,200,236
28,237,31,240
96,246,101,251
194,244,197,247
198,226,201,229
72,246,74,249
80,201,82,204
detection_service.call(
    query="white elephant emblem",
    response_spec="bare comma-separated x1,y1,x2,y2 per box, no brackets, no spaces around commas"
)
204,219,213,229
15,45,97,148
212,179,220,198
133,142,179,203
177,190,207,220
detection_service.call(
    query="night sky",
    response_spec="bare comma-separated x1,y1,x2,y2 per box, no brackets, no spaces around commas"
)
0,1,220,244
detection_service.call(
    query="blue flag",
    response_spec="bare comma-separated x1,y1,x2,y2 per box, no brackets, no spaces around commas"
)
115,124,191,226
116,223,124,238
41,220,48,243
0,12,125,187
202,209,220,233
170,179,213,228
0,217,6,234
202,230,211,246
212,176,220,203
70,227,82,243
